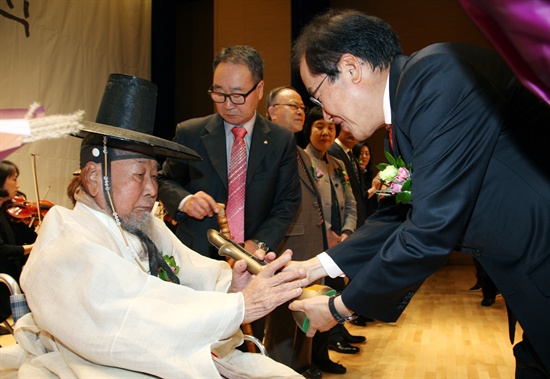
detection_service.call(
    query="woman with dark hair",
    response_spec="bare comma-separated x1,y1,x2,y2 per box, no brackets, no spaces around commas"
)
353,141,373,185
304,107,357,248
0,160,36,331
352,141,379,217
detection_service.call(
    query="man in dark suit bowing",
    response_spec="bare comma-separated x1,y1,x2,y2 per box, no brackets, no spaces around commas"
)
289,9,550,378
158,45,300,260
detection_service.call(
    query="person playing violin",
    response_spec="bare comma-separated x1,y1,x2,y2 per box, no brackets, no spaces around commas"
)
0,160,37,332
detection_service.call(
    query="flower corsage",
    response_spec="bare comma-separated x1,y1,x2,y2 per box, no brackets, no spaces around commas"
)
375,151,412,204
158,254,180,282
311,165,324,182
336,167,351,194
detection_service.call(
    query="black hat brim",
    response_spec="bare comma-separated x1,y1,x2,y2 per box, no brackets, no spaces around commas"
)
75,121,202,161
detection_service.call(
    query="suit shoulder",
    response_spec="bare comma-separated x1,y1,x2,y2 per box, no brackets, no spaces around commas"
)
262,117,294,138
328,143,344,156
328,155,346,169
176,114,220,130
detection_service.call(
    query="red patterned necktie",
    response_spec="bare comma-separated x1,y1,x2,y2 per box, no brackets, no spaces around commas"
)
387,123,394,151
226,127,247,243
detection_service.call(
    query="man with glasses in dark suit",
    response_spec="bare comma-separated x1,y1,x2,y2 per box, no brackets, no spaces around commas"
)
158,46,301,342
159,45,300,262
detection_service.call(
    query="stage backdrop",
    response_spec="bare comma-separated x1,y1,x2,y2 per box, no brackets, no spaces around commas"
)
0,0,151,208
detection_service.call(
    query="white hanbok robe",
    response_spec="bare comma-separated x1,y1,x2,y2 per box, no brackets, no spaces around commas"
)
0,202,301,378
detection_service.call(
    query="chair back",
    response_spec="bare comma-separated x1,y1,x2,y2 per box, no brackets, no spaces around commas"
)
0,273,30,324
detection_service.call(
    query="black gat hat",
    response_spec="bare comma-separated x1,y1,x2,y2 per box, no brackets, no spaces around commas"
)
76,73,201,167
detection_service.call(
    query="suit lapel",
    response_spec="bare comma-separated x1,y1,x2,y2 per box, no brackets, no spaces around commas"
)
202,114,229,189
247,117,270,186
297,148,317,194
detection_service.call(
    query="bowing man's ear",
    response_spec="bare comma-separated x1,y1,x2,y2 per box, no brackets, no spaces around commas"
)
339,53,363,84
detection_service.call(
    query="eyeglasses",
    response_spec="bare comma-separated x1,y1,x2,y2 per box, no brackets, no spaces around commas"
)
272,103,308,113
208,81,260,105
309,75,328,108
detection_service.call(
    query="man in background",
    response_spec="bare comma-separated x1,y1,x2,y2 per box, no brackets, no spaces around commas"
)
328,129,367,229
158,46,301,342
158,45,300,261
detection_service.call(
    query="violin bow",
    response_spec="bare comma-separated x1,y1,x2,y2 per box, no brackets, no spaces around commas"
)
30,153,43,227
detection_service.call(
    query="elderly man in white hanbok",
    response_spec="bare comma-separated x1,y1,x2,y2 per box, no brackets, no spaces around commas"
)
0,74,307,379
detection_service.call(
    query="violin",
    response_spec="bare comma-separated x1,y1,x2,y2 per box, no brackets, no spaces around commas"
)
5,195,54,224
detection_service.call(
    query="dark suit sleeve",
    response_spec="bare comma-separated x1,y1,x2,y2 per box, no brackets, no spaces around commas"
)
157,122,194,221
329,50,505,321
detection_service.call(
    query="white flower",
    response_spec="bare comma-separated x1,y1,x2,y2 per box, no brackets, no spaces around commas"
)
379,165,400,182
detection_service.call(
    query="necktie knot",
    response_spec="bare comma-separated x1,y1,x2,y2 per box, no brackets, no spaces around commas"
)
232,127,247,139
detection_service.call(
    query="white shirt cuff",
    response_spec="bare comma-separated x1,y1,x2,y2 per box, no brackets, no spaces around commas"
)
317,252,345,278
178,195,193,212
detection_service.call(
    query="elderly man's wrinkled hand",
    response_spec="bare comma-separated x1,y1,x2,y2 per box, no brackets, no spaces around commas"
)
241,251,308,324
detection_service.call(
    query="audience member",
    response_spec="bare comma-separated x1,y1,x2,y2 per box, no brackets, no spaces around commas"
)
0,74,306,378
352,141,379,219
158,46,301,341
289,9,550,378
0,161,36,333
328,129,367,228
158,45,300,262
304,107,356,248
263,86,323,378
470,257,500,306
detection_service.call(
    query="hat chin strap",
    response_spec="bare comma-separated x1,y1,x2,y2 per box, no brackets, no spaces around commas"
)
101,136,148,273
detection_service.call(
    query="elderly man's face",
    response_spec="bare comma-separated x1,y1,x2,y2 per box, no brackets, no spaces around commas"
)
212,62,263,126
299,56,387,141
269,89,306,133
110,158,158,229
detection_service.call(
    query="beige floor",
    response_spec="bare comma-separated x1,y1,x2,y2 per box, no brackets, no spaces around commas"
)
323,264,521,379
1,264,521,378
0,318,15,348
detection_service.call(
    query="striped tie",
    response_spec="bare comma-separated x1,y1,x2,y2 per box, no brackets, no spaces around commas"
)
226,127,247,243
348,150,360,182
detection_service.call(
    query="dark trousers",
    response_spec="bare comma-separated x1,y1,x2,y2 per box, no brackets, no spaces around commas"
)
474,258,498,298
264,302,312,372
312,329,331,364
514,334,550,378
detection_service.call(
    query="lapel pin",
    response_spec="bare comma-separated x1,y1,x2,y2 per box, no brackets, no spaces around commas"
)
264,140,268,145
